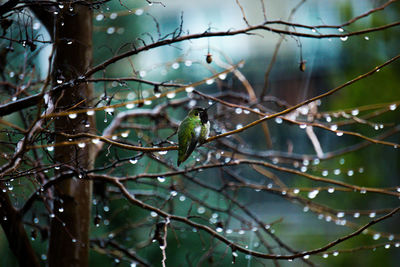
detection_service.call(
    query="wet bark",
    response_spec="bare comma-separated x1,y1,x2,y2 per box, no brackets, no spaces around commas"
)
0,188,40,267
48,3,94,267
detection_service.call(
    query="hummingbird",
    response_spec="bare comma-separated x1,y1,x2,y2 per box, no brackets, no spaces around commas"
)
177,107,210,166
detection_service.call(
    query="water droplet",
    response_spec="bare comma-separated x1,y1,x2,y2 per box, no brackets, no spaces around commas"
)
322,170,329,177
334,169,341,175
206,79,214,85
303,255,310,259
303,206,309,212
235,108,243,114
338,28,344,32
107,27,115,34
33,22,41,30
351,109,359,116
389,104,397,111
385,244,390,249
172,62,179,69
299,124,307,129
68,113,77,119
58,207,64,213
185,60,192,67
300,166,307,172
293,188,300,194
179,195,186,201
353,212,360,218
91,139,100,144
96,14,104,21
364,36,369,40
109,12,117,19
50,213,55,218
340,36,348,41
323,253,328,258
369,212,376,218
330,124,337,131
337,212,345,218
333,251,339,256
197,206,205,214
41,254,47,260
347,170,354,176
325,116,332,122
275,117,283,124
103,206,110,212
126,103,134,109
238,230,245,235
121,132,129,138
47,146,54,152
150,211,157,217
166,92,176,99
373,233,380,240
219,73,227,80
216,227,223,233
78,143,86,148
184,86,195,93
236,124,243,130
336,131,343,136
157,176,165,182
308,190,319,199
360,188,367,194
170,191,178,197
105,107,114,113
135,9,144,16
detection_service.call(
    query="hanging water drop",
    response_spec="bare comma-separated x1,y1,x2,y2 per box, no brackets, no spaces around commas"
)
206,79,214,85
235,108,243,114
197,206,206,214
308,190,319,199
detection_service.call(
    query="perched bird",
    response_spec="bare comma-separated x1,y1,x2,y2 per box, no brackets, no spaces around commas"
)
177,107,210,166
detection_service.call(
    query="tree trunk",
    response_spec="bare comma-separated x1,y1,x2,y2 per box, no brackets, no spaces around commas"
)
48,3,94,267
0,188,40,267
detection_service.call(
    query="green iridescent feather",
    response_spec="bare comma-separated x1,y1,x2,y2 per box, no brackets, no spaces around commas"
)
177,108,210,166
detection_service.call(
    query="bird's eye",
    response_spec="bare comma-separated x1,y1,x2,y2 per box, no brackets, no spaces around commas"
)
194,112,198,116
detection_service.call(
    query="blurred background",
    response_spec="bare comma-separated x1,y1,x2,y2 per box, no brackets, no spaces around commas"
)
1,0,399,266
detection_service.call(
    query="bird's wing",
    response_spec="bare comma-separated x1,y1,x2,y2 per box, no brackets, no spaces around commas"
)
184,131,198,162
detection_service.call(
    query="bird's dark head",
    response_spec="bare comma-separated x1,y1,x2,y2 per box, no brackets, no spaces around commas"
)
191,107,208,124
